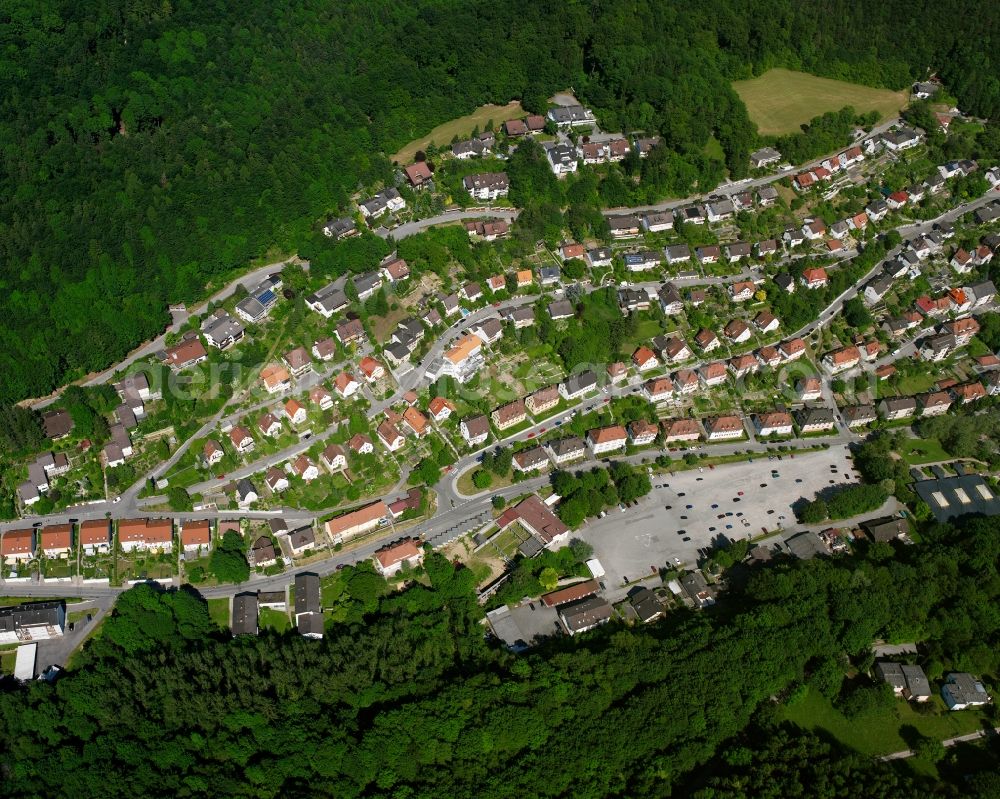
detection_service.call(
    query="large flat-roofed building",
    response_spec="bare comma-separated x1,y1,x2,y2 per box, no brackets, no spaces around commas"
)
0,601,65,644
914,473,1000,522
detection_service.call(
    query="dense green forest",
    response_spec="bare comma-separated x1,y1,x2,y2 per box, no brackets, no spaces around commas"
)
3,513,1000,797
4,0,1000,404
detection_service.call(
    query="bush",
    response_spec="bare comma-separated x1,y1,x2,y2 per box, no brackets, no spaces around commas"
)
472,470,493,490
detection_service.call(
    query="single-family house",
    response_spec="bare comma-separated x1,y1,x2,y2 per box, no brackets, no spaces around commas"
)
704,416,745,441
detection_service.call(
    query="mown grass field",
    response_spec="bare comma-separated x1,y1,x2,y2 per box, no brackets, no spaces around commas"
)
206,597,230,630
733,69,908,135
779,686,990,760
899,437,951,465
392,101,525,163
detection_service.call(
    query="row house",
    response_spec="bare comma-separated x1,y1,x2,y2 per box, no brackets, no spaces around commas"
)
491,399,527,431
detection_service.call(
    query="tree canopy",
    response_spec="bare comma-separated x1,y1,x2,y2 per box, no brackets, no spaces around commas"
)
5,510,1000,796
5,0,1000,403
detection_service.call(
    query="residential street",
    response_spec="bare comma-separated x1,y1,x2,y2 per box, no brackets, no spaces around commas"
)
4,124,999,684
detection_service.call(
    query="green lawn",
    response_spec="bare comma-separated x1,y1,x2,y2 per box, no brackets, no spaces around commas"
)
41,558,74,579
732,68,908,136
0,596,81,606
898,437,951,465
894,372,939,396
321,572,348,606
259,607,291,632
456,465,514,496
0,648,17,675
392,100,525,163
206,598,230,630
779,685,990,757
703,135,725,162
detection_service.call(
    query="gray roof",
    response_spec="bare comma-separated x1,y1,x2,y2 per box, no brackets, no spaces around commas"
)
504,306,535,324
629,587,664,623
658,282,682,306
971,280,997,301
901,664,931,697
235,296,267,322
862,516,907,542
881,396,917,413
546,143,577,165
548,105,593,124
548,300,574,318
202,312,245,346
323,217,356,238
751,146,781,163
17,481,39,503
0,601,64,635
562,370,598,396
549,436,585,457
294,573,321,615
236,478,257,501
306,282,348,314
297,611,325,637
784,531,827,559
231,593,258,636
914,473,1000,522
942,672,990,706
463,172,509,192
842,404,877,424
353,271,382,295
559,596,613,632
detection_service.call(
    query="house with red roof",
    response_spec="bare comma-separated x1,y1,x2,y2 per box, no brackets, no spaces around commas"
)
801,267,829,289
374,538,424,577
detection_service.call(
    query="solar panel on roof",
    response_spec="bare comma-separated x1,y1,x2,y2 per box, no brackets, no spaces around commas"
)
257,289,276,305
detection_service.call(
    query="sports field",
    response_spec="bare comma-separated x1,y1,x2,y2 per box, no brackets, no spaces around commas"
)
733,69,907,136
392,101,525,163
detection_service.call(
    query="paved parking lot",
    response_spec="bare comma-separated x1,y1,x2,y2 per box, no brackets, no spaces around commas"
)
579,445,858,589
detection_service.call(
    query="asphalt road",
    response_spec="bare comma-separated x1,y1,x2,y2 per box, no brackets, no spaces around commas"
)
5,137,998,671
378,208,519,241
